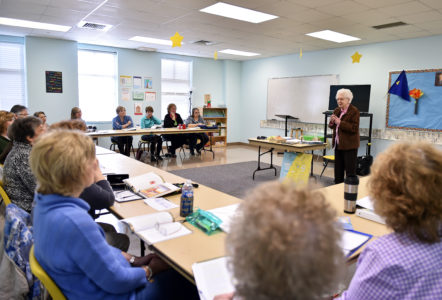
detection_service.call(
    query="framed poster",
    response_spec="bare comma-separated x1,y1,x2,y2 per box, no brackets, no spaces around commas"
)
46,71,62,93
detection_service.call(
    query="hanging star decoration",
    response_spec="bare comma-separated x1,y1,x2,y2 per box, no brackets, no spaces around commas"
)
214,51,218,60
170,32,183,47
299,48,302,59
351,51,362,63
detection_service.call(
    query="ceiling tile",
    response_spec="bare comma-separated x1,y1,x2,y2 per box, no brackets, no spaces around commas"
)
380,1,432,17
316,0,371,16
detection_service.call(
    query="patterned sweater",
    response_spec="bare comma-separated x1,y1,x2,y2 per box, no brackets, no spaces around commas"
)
4,142,36,213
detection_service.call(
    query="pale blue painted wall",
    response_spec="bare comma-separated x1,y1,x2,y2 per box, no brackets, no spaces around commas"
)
223,60,241,143
239,34,442,155
11,36,236,148
25,36,79,123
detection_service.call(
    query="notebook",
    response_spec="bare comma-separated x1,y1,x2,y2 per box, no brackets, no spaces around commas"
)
120,212,192,245
340,229,372,257
192,257,235,300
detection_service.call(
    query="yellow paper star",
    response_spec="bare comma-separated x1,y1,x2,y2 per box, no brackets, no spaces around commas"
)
170,32,183,47
214,51,218,60
299,48,302,58
351,51,362,63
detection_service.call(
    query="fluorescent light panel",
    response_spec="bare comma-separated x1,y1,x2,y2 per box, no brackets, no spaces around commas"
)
0,17,71,32
306,30,360,43
219,49,260,57
129,36,172,46
200,2,278,24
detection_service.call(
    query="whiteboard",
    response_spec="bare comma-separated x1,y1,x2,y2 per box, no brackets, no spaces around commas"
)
267,74,339,123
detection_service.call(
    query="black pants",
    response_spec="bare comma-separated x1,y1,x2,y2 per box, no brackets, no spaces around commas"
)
334,148,357,184
98,222,130,252
141,135,163,156
111,136,133,157
163,134,186,154
194,133,209,151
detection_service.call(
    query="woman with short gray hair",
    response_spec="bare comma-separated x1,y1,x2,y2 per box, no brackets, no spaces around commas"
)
328,88,360,184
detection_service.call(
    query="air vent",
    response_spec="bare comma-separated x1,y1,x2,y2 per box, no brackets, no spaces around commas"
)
372,22,407,30
77,20,112,31
191,40,217,46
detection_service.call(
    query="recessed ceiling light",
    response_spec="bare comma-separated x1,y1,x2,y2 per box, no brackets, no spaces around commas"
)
129,36,172,46
200,2,278,24
0,17,71,32
305,30,360,43
219,49,260,57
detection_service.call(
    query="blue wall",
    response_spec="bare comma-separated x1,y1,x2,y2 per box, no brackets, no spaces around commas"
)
239,34,442,154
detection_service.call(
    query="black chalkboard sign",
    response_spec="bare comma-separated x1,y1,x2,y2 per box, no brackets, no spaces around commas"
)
46,71,62,93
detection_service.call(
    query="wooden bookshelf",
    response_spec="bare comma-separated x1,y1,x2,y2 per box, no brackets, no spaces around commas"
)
200,107,227,147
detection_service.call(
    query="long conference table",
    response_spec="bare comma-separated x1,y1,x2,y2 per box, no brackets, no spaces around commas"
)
89,127,220,158
96,147,390,284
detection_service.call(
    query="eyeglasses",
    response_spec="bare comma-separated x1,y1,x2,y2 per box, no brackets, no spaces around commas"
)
18,113,29,117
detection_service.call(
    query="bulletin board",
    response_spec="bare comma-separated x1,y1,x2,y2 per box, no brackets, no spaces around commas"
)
386,69,442,132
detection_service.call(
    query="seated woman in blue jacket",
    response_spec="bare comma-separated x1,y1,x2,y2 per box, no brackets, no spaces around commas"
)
31,129,198,300
112,106,133,157
140,106,163,162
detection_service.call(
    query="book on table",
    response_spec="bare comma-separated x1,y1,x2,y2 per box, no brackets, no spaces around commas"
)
192,257,235,300
120,212,192,245
123,172,180,198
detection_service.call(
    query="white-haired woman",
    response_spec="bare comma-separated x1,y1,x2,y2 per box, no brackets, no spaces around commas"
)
216,181,344,300
328,88,360,184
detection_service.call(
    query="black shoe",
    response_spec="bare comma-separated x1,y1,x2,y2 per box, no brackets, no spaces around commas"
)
151,155,157,162
196,148,202,155
156,155,163,161
190,151,195,156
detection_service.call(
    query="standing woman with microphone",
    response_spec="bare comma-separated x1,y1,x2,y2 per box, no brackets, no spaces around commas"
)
329,88,360,184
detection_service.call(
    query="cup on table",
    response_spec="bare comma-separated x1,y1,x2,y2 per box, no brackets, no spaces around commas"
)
344,175,359,214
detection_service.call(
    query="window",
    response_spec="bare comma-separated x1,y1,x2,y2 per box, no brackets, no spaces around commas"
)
0,42,25,110
161,59,192,120
78,50,117,122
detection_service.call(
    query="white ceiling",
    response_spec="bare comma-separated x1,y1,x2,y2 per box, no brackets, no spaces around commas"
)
0,0,441,60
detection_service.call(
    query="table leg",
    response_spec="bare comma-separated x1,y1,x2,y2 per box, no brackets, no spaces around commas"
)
140,240,145,256
310,150,317,182
252,146,278,180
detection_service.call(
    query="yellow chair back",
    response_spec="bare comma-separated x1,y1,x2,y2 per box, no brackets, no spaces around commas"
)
0,185,11,206
29,245,67,300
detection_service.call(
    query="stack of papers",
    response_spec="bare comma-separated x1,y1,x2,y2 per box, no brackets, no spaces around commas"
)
208,204,240,233
356,196,386,224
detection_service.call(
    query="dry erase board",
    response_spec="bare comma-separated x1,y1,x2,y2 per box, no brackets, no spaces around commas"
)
386,69,442,132
267,74,339,123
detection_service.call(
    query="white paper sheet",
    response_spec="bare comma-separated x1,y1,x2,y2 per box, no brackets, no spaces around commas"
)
192,257,235,300
144,197,178,211
356,196,375,211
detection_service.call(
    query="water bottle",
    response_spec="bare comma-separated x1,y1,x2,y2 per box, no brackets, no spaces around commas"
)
180,180,194,217
344,175,359,214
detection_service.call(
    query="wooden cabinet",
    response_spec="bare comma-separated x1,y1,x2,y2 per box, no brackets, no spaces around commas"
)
200,107,227,147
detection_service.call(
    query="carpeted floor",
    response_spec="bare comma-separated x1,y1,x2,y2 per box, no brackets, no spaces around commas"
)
170,161,335,199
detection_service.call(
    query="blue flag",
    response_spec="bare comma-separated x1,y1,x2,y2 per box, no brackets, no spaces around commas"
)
388,70,410,101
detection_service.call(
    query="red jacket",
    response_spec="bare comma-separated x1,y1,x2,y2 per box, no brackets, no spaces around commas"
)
328,104,360,150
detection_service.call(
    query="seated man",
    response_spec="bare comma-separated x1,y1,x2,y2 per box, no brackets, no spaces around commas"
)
112,106,133,157
140,106,163,162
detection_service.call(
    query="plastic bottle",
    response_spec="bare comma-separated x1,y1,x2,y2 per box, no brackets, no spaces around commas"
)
180,180,194,217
